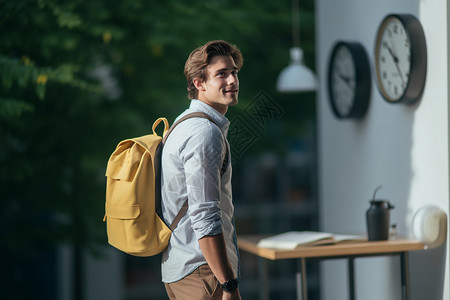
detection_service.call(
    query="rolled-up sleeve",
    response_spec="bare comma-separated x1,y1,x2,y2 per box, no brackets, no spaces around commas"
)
181,121,226,240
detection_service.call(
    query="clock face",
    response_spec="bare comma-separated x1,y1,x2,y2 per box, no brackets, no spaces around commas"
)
375,14,427,104
327,41,371,119
330,45,356,117
375,16,411,101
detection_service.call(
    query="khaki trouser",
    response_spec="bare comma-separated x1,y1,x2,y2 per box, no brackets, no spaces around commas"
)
164,264,222,300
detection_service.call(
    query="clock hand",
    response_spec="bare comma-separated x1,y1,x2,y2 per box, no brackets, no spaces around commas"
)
383,42,405,84
338,73,353,88
389,34,399,58
384,43,398,63
388,37,407,85
393,59,405,84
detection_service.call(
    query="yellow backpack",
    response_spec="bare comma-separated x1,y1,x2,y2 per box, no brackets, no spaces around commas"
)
103,112,214,256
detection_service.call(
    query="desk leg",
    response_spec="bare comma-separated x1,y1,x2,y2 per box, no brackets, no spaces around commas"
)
296,258,308,300
258,257,269,300
400,252,410,300
348,257,355,300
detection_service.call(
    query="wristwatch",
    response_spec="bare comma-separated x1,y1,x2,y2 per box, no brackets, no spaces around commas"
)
220,278,239,292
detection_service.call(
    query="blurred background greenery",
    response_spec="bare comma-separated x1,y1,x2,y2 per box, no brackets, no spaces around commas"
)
0,0,316,299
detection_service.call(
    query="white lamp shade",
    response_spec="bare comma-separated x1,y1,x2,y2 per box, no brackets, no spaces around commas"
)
277,47,317,93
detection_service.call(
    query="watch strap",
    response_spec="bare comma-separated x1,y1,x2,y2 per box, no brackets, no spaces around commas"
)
220,278,239,292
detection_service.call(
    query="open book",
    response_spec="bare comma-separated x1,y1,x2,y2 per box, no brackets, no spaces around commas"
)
257,231,366,250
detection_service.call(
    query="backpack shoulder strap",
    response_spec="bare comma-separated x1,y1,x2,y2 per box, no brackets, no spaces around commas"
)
162,112,215,143
162,111,229,231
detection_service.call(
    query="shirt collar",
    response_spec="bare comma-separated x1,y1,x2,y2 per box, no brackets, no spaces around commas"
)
188,99,230,136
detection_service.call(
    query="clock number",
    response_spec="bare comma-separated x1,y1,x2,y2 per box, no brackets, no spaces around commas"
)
404,39,410,48
393,24,398,34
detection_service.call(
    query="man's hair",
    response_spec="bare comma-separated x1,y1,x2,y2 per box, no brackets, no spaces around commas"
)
184,40,243,100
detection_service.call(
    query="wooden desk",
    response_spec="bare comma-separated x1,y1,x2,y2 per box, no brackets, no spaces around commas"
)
238,235,425,300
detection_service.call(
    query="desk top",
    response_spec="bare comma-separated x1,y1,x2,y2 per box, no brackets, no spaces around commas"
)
238,235,425,260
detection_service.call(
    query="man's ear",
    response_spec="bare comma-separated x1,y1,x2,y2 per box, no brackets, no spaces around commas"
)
193,78,206,92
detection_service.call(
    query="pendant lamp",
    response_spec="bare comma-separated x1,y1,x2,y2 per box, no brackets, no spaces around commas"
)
276,0,317,93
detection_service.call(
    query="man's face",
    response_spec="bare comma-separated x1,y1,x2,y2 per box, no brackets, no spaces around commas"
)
196,55,239,115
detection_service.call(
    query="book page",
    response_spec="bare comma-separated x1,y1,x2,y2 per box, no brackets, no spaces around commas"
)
333,234,367,243
257,231,335,249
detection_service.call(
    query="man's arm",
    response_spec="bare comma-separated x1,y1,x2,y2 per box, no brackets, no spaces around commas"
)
182,122,240,298
198,233,241,299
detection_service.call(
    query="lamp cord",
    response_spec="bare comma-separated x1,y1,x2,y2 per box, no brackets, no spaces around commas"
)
292,0,301,48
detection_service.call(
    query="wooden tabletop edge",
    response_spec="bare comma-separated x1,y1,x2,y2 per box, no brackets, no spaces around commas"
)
237,235,425,260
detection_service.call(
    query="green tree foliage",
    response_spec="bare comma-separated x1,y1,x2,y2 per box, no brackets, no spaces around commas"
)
0,0,315,297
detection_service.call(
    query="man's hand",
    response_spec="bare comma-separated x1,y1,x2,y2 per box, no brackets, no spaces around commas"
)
222,289,242,300
198,234,241,299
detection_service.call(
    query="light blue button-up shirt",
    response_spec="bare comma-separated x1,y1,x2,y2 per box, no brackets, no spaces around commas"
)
160,99,239,283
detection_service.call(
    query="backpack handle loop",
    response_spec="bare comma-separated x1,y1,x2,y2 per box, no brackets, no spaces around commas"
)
152,117,169,137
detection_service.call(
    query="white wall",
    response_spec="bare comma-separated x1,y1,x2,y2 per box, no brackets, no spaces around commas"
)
316,0,449,299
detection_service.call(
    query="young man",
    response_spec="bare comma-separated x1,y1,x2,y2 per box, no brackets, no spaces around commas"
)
160,40,243,300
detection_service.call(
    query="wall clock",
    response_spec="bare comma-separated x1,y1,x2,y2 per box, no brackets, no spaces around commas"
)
374,14,427,104
327,41,371,119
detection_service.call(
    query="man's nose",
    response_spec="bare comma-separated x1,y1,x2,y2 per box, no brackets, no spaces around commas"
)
228,74,237,85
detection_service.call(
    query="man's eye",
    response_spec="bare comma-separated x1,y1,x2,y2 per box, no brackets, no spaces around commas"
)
217,72,226,76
